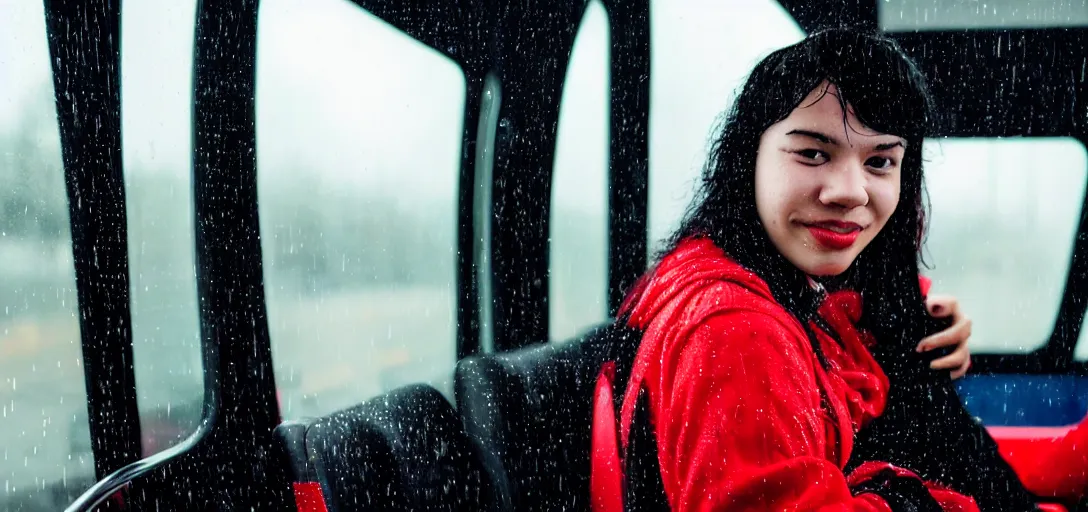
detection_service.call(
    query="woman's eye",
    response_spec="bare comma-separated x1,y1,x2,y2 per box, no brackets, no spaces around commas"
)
795,149,828,164
866,156,896,171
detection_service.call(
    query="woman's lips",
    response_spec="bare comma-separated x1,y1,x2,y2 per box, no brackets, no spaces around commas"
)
803,221,862,250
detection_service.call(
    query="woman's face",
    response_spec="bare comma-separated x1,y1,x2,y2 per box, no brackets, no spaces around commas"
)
755,82,905,277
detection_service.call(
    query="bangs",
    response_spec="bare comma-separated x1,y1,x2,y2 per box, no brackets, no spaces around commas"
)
759,29,934,142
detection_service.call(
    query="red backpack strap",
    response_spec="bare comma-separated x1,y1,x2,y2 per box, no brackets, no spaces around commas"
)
591,362,625,512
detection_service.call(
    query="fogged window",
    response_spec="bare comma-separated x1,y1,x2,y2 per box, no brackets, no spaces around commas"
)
120,0,204,457
647,0,804,254
880,0,1088,31
549,0,609,342
0,1,93,507
924,138,1087,354
256,0,462,419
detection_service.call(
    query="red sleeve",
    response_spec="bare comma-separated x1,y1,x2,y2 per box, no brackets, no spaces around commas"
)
649,311,893,511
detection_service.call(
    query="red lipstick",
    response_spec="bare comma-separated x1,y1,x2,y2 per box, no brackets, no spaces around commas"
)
804,221,862,250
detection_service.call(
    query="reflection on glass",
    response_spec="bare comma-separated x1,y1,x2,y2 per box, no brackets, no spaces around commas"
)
120,0,204,457
0,2,93,507
256,0,462,419
924,138,1086,353
550,0,610,342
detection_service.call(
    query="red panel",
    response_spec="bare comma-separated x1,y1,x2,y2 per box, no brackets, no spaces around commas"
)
989,425,1077,508
989,426,1073,442
989,425,1073,476
293,482,330,512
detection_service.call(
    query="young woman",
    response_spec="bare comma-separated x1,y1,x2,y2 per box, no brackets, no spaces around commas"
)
590,28,1087,511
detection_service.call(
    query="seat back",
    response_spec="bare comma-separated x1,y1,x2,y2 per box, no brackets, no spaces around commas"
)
623,387,668,511
454,321,642,511
274,420,328,512
277,383,501,512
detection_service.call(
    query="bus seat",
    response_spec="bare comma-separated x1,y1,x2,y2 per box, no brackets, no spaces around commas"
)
275,421,313,480
624,386,669,510
279,383,502,512
273,421,328,512
454,322,642,511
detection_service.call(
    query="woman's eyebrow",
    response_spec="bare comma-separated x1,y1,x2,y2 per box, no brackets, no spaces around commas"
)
786,129,838,145
787,129,906,150
875,140,906,150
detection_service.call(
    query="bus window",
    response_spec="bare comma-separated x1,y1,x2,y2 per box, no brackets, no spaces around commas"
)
0,1,94,507
923,138,1087,354
646,0,804,254
120,0,204,457
549,0,609,342
256,0,463,418
879,0,1088,32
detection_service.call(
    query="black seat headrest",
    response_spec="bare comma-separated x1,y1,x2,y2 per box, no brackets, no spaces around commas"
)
454,321,642,511
274,420,316,483
305,383,500,512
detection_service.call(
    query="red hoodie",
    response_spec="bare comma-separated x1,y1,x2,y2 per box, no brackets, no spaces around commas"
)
592,237,980,511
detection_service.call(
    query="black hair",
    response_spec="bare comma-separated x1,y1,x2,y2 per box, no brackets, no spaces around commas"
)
659,27,941,358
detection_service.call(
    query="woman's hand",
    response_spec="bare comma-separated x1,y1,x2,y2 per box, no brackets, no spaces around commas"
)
916,294,972,379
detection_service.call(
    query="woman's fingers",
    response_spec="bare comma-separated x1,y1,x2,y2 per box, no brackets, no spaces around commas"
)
949,357,972,380
930,341,970,372
926,294,957,318
917,316,971,352
919,292,972,378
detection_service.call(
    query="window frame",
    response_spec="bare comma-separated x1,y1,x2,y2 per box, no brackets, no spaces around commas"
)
44,0,143,482
887,27,1088,374
920,136,1088,358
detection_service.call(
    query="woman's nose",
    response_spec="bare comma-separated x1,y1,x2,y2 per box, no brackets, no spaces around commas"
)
817,161,869,209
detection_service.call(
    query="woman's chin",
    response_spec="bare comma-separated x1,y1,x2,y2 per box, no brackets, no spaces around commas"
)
796,257,853,278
